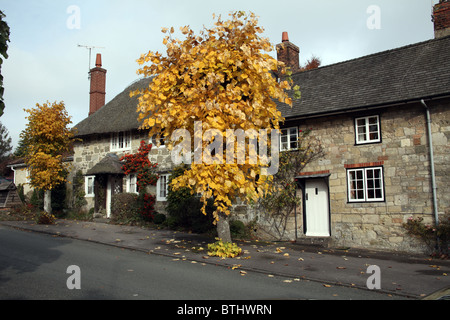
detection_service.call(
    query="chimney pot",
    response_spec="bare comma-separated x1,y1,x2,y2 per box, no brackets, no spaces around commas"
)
95,53,102,67
282,31,289,42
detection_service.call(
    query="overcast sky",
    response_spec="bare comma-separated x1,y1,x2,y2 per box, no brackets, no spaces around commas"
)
0,0,440,150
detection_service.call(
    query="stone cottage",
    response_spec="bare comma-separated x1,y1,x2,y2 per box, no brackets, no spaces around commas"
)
270,32,450,252
73,55,172,217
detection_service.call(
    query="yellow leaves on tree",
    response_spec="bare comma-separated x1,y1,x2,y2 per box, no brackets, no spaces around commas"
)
22,101,75,191
132,11,296,222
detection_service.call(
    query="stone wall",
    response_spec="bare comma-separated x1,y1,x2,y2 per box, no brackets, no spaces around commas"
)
284,100,449,253
73,129,174,213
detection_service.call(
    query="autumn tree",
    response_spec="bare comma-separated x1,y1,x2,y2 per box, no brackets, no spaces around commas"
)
22,101,75,214
132,12,298,242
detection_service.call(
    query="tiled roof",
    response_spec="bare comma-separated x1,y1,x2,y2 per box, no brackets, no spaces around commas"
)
278,35,450,119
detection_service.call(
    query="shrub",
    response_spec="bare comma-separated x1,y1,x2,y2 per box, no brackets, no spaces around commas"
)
154,213,166,225
403,213,449,257
30,188,43,209
111,192,157,225
51,182,67,218
166,165,215,233
17,184,25,203
72,170,87,211
230,220,246,239
7,203,36,221
111,193,140,224
137,192,156,222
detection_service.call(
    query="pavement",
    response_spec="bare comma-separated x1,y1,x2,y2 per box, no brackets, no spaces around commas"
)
1,218,449,300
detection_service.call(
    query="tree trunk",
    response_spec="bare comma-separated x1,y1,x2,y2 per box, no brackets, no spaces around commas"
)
44,190,52,214
216,213,232,243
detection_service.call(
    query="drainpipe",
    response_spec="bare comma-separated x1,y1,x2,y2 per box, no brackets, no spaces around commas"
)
420,99,439,228
10,166,16,185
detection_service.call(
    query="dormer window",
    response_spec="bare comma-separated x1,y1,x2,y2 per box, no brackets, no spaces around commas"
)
111,132,131,151
150,134,166,148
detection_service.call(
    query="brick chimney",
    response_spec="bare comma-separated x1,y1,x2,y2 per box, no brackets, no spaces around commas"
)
89,53,107,116
433,1,450,38
276,32,300,74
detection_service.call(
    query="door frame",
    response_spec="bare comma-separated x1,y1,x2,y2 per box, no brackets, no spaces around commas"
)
296,174,331,237
106,175,123,218
94,174,123,218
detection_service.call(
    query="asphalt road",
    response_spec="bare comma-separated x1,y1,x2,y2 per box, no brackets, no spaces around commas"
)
0,226,407,301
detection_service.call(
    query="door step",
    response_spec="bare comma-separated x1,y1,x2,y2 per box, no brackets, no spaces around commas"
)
292,237,331,249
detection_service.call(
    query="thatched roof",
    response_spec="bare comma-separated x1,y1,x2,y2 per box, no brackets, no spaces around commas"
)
86,154,124,175
75,77,153,137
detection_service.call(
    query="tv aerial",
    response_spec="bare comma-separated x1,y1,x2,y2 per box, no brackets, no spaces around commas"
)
78,44,105,79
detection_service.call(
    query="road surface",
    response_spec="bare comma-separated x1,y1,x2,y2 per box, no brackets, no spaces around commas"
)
0,226,407,301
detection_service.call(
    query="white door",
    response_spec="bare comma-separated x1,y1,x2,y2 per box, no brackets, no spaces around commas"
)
305,179,330,237
106,178,112,218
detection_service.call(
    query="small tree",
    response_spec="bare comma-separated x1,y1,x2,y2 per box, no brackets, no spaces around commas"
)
22,101,74,214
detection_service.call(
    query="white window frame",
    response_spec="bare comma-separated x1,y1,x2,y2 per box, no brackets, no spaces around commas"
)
355,115,381,144
156,173,170,201
280,127,298,151
85,176,95,198
126,174,138,194
25,168,31,184
111,132,131,151
150,134,166,149
347,167,384,202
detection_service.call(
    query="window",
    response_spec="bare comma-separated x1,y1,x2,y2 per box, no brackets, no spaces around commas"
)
25,169,31,184
111,132,131,151
355,115,381,144
150,135,166,148
85,176,95,197
347,167,384,202
280,127,298,151
126,174,138,194
156,174,170,201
